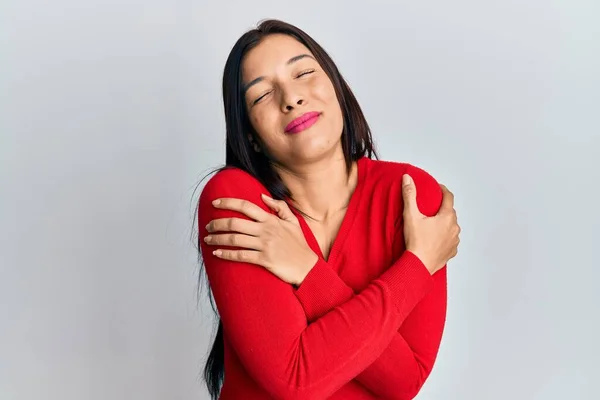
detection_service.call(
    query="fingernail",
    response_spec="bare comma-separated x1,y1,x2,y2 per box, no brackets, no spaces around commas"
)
212,199,221,206
213,250,222,256
261,193,272,200
205,223,210,231
204,236,212,243
402,174,411,185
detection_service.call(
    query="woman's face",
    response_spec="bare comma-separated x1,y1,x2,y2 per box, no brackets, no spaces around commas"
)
241,34,344,166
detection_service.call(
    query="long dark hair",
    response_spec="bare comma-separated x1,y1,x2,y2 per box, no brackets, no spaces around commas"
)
194,19,378,399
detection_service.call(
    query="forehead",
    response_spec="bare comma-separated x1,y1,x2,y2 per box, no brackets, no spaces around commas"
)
242,34,314,80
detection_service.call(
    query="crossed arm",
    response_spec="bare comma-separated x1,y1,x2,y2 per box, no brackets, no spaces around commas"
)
294,252,447,399
198,167,447,399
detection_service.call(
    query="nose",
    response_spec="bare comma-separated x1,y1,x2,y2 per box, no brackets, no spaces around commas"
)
280,87,305,112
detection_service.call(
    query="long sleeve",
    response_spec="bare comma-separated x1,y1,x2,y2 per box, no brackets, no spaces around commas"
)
198,169,435,400
294,260,446,399
293,163,447,399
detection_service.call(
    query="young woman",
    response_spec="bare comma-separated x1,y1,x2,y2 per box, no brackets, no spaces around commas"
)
196,19,460,400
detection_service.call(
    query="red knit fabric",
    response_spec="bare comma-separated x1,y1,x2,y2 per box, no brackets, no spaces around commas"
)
198,157,447,400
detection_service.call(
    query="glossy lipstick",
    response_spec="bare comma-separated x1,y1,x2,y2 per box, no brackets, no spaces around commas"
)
285,111,321,134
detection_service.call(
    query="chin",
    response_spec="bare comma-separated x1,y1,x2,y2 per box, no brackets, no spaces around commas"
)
293,142,342,163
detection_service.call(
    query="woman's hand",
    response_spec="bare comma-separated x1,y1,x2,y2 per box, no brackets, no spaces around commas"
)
402,174,461,275
204,194,319,286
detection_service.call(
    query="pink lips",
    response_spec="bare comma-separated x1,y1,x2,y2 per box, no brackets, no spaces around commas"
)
285,111,321,134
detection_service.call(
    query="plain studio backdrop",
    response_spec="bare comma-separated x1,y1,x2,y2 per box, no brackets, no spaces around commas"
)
2,1,599,399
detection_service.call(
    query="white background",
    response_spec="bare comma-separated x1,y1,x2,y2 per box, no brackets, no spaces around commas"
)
2,1,599,399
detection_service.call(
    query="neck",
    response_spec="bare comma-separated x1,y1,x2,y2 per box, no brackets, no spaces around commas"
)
274,153,358,222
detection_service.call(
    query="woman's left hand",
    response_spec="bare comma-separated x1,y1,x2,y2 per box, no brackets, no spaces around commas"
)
204,194,319,286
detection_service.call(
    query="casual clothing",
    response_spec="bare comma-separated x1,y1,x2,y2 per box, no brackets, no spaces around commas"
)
197,157,447,399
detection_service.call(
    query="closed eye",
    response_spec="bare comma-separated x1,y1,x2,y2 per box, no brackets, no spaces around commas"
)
297,69,315,78
251,70,315,105
253,90,272,105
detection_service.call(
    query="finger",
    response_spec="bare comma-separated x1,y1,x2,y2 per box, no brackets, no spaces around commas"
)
206,217,261,236
439,184,455,214
212,198,271,222
261,194,298,224
212,249,261,265
402,174,422,217
204,233,262,250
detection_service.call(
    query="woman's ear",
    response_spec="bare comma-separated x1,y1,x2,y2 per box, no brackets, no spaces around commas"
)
248,134,261,152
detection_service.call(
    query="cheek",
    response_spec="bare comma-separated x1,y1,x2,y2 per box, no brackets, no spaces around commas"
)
319,82,343,128
249,110,270,133
314,79,340,112
249,110,280,143
313,78,337,103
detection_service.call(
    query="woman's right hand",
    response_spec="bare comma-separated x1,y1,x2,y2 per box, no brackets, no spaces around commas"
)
401,174,460,275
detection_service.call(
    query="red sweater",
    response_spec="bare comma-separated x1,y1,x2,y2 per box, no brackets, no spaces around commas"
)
197,157,447,400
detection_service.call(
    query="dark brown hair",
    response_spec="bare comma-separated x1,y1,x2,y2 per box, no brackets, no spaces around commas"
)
195,19,378,399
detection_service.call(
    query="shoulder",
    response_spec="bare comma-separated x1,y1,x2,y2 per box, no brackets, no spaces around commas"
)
201,167,267,198
365,158,443,217
198,167,270,219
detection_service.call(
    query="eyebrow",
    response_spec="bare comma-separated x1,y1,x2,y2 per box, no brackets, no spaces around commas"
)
242,54,316,95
